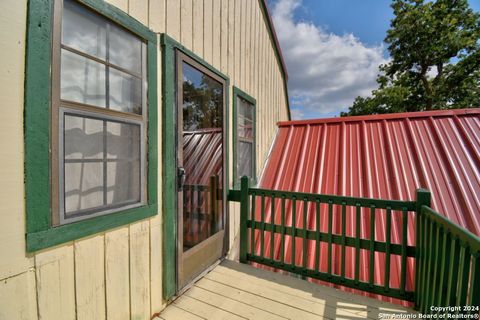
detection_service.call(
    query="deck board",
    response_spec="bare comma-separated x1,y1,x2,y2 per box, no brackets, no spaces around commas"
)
159,305,205,320
173,295,244,320
157,260,412,320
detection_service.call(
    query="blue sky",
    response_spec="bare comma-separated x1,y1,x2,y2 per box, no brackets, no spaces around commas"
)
268,0,480,119
295,0,394,48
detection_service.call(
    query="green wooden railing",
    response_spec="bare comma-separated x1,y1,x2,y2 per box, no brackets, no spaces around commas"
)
229,176,480,311
416,205,480,313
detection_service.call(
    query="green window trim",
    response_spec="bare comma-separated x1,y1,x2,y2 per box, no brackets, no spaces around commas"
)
24,0,158,252
160,34,230,300
233,87,257,189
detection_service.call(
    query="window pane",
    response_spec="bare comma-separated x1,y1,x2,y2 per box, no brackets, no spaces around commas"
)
61,49,106,107
64,115,103,159
107,160,141,205
237,141,253,179
65,162,104,214
62,0,106,60
62,113,143,218
237,97,253,138
109,68,142,114
239,97,253,121
182,62,223,130
181,61,224,250
109,24,142,74
106,121,140,160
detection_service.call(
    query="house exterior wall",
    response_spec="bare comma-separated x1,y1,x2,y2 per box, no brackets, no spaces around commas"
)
0,0,289,319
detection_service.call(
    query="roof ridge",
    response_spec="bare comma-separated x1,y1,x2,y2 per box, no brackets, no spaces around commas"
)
278,108,480,126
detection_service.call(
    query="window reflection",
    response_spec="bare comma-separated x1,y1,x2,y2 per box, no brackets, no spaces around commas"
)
62,0,107,60
109,23,142,74
61,49,106,107
236,96,255,180
109,68,142,114
60,0,145,114
182,62,223,130
181,62,224,251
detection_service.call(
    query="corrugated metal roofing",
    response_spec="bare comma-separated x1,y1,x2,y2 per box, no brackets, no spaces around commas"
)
183,128,223,185
182,128,223,246
256,108,480,304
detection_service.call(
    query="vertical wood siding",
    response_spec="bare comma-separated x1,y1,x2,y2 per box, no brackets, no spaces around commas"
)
0,0,288,318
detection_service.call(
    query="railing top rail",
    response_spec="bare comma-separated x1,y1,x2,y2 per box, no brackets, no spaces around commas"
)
422,205,480,253
249,187,417,211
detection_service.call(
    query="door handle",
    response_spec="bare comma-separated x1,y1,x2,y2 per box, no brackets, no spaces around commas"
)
178,167,186,191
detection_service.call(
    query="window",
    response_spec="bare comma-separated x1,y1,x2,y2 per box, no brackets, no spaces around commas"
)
25,0,157,250
53,0,147,224
233,87,256,185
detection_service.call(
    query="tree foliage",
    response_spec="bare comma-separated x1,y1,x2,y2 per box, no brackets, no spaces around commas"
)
183,75,223,131
342,0,480,116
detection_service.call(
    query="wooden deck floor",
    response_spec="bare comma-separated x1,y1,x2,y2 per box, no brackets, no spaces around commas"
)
157,260,412,320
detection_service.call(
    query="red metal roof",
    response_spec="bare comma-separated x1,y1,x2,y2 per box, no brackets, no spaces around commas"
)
257,108,480,304
183,128,223,185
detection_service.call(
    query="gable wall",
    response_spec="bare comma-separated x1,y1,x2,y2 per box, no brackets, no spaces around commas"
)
0,0,289,319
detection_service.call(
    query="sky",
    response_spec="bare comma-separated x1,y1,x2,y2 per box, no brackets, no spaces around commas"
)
268,0,480,120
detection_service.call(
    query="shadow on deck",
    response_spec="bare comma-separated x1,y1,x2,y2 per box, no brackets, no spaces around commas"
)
157,260,412,320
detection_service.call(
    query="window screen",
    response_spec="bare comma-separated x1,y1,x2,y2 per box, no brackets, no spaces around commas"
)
236,96,255,181
54,0,147,224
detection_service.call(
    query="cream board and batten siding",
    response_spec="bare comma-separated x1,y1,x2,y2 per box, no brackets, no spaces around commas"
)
0,0,288,319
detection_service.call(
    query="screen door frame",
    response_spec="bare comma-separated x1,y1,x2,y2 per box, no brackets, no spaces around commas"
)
175,50,229,291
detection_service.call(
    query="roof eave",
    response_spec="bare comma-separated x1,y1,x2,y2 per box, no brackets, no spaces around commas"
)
260,0,291,120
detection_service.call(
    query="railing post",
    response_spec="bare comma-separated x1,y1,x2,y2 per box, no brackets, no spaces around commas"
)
415,188,431,215
415,188,431,309
239,176,250,264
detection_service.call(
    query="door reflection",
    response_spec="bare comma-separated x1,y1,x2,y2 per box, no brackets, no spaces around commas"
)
182,62,224,251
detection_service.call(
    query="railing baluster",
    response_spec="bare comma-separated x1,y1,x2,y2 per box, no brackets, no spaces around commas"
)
210,177,218,236
281,196,285,264
369,205,375,287
303,198,308,269
292,196,297,268
400,207,408,293
420,215,429,312
328,201,333,277
470,254,480,309
437,230,451,308
270,195,275,260
446,237,460,307
457,246,471,307
417,213,424,309
261,193,265,259
423,219,434,312
250,191,256,256
341,201,346,279
355,203,361,284
428,224,440,309
384,207,391,291
196,186,201,242
315,200,320,272
183,186,188,241
190,186,194,240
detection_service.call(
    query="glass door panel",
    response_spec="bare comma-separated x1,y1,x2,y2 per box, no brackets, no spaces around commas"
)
176,52,226,290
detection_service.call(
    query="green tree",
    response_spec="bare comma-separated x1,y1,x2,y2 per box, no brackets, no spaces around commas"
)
342,0,480,116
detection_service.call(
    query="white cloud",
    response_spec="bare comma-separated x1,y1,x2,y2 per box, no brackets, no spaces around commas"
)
290,108,305,120
271,0,389,119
